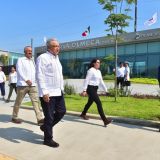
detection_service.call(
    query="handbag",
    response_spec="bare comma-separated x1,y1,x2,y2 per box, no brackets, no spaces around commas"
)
124,80,131,86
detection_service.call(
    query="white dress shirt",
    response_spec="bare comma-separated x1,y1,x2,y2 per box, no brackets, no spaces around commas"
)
9,72,17,84
0,71,6,83
16,57,36,86
83,67,108,92
124,67,130,81
116,66,125,77
36,51,64,97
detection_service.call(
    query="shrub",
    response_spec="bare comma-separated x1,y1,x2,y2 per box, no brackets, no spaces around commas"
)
103,74,115,80
64,83,76,95
108,87,132,97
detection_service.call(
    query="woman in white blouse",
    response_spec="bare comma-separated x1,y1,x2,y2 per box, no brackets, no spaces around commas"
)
6,66,17,102
80,58,112,127
124,61,131,96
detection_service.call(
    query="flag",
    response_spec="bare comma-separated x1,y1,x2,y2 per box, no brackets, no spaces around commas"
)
82,26,90,37
43,36,47,43
144,12,158,27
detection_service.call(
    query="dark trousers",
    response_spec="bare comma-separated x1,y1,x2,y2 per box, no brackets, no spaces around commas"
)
82,85,107,122
40,94,66,142
7,83,17,100
117,77,124,89
0,82,5,96
158,78,160,88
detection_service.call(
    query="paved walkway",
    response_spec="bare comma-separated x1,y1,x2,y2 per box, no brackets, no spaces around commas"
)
0,81,160,160
65,79,159,95
0,100,160,160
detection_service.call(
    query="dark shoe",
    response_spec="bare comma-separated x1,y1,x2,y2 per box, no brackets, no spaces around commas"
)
103,118,112,127
80,114,89,120
11,118,22,124
5,99,10,103
43,140,59,148
40,125,44,132
38,119,44,126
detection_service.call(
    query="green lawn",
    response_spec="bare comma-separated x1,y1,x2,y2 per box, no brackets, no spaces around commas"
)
23,95,160,121
104,78,159,85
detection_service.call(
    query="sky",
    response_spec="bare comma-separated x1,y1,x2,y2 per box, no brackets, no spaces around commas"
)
0,0,160,53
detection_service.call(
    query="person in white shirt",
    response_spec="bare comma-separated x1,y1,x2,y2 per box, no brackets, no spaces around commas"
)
11,46,44,125
6,66,17,102
0,66,6,100
36,38,66,148
80,58,112,127
116,62,125,89
124,61,131,95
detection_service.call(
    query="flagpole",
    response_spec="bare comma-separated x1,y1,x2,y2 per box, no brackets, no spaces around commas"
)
134,0,137,32
31,38,34,55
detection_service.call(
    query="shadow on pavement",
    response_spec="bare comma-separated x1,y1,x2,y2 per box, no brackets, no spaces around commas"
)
0,114,38,126
0,127,43,144
63,114,104,127
63,114,159,132
112,121,159,132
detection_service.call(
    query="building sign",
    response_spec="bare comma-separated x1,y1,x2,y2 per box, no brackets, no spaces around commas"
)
135,31,160,40
60,38,115,51
35,28,160,54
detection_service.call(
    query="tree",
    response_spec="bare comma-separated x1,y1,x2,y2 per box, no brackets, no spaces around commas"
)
101,54,115,75
0,54,9,66
98,0,135,36
98,0,135,101
67,59,82,78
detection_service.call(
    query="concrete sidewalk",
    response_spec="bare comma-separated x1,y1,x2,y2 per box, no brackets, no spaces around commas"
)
1,101,160,160
20,105,160,129
65,79,160,95
0,81,160,159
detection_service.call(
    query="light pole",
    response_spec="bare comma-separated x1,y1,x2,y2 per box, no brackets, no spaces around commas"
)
114,23,118,102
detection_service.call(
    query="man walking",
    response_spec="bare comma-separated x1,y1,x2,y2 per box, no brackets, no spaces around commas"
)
11,46,44,125
0,66,6,100
36,38,66,148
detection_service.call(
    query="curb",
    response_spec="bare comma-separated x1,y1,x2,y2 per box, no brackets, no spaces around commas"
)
21,105,160,129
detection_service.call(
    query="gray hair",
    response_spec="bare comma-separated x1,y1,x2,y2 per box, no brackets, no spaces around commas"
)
24,46,32,53
46,38,58,49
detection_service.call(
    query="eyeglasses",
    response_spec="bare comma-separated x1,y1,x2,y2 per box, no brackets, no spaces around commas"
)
50,45,60,48
96,61,100,64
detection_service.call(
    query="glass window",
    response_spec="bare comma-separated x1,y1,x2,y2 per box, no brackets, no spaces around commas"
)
105,47,114,56
125,44,135,55
84,49,90,58
148,55,160,77
148,42,160,53
59,52,63,59
90,48,97,57
62,51,70,59
136,43,147,54
97,48,105,57
13,58,18,65
70,51,76,59
134,61,146,77
118,46,125,55
77,50,84,59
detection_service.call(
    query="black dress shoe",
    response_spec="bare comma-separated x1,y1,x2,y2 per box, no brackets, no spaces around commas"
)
103,118,112,127
43,140,59,148
80,114,89,120
40,125,44,132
